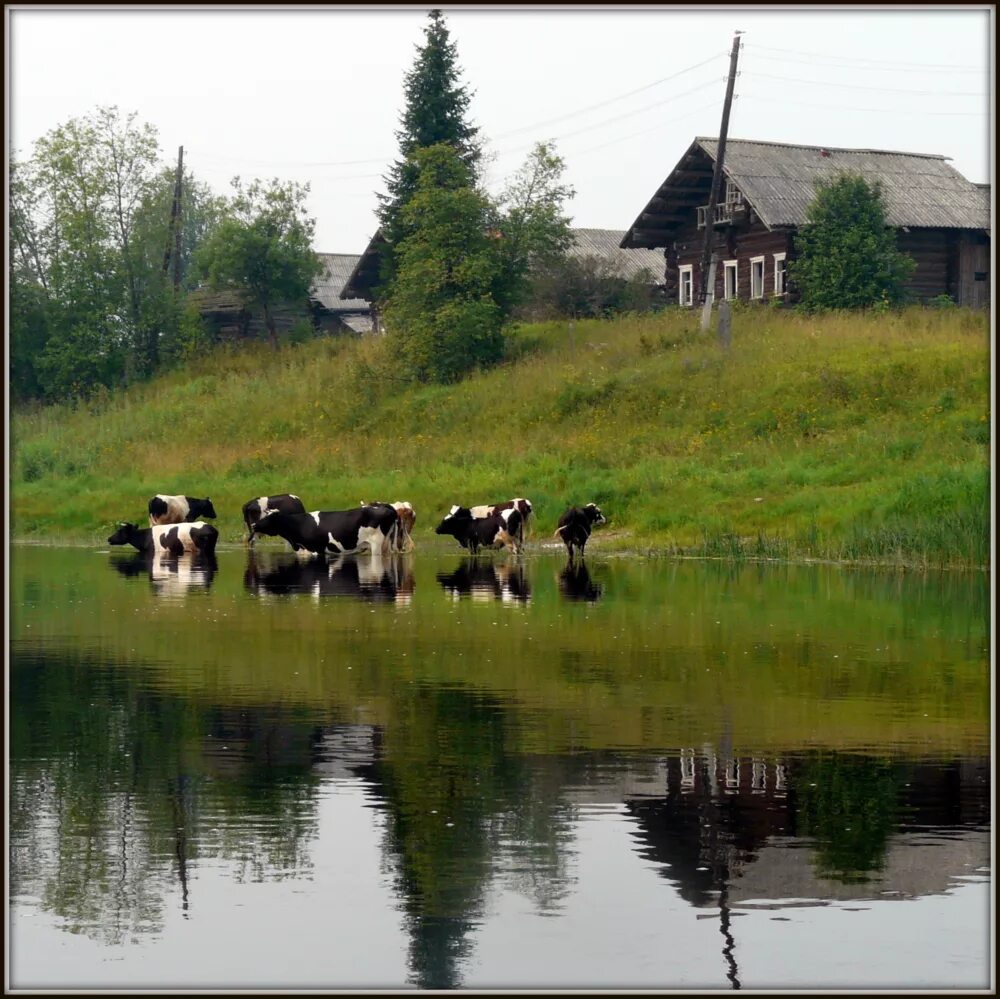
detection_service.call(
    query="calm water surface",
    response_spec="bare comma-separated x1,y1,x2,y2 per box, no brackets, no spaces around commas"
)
8,544,991,991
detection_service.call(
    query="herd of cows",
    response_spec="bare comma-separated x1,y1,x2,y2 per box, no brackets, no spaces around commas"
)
107,492,609,562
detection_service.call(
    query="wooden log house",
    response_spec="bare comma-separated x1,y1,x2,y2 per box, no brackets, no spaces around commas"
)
621,138,991,308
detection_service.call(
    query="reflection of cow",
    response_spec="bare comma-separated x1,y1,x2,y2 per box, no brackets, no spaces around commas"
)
244,552,410,603
109,550,217,594
436,559,531,603
435,506,522,555
554,503,607,561
558,561,603,602
242,493,307,544
148,494,217,527
109,521,219,556
150,554,218,596
250,505,399,557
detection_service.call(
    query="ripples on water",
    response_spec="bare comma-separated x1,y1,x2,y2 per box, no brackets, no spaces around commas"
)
8,546,991,990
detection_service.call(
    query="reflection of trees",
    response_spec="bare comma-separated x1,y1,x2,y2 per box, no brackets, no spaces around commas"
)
788,754,901,882
359,688,575,990
9,649,321,943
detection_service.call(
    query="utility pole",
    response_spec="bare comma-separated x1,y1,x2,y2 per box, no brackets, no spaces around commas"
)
162,145,184,290
699,32,742,329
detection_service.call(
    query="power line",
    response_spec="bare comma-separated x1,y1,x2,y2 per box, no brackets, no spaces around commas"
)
746,70,987,98
747,42,985,72
491,51,727,140
746,48,987,75
740,93,987,116
567,100,724,158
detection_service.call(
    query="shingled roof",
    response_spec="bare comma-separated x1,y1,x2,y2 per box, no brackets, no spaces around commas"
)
622,138,990,248
313,253,370,312
568,228,663,280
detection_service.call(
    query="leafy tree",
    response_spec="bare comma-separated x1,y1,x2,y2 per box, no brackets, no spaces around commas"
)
9,107,223,401
376,9,481,287
383,144,503,383
790,172,915,310
195,178,323,351
492,141,575,314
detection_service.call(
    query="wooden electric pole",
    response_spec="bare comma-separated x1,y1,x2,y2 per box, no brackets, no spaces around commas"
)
162,145,184,290
698,32,742,327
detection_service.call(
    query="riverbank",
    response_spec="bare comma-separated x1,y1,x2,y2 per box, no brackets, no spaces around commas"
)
10,305,990,569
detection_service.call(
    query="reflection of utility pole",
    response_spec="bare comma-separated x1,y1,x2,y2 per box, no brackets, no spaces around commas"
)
699,32,742,329
162,145,184,290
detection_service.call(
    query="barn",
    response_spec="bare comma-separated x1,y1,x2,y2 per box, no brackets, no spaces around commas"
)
621,138,991,308
190,252,373,339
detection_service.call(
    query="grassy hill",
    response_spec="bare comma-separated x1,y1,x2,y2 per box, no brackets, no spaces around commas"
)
10,305,990,568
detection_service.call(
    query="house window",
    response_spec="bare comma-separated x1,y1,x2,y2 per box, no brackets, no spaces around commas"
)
723,260,738,300
773,252,787,296
679,264,694,306
750,256,765,299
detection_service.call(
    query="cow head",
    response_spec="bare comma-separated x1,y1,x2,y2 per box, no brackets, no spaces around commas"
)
584,503,607,526
435,506,472,535
251,511,283,538
199,497,218,519
108,522,138,546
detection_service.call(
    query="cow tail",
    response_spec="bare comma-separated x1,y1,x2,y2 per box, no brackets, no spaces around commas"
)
554,524,568,537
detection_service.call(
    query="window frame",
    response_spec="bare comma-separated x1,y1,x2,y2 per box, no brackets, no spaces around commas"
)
678,264,694,306
773,252,787,296
750,255,766,299
723,259,738,300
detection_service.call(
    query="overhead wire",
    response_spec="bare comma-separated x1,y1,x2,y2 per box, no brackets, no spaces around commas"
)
746,42,984,72
744,71,987,98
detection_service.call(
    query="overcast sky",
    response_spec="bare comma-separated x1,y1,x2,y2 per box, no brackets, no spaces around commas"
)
7,5,993,254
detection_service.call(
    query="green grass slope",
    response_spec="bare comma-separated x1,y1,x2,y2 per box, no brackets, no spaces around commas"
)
10,306,991,567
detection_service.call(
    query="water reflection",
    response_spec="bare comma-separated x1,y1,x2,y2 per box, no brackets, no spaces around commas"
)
109,551,218,595
244,551,414,603
436,559,531,604
557,560,603,602
9,548,990,990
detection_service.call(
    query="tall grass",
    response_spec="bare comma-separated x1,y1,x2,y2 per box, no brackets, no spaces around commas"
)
10,305,990,567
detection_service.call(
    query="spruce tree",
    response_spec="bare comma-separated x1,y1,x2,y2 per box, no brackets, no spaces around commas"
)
376,9,481,286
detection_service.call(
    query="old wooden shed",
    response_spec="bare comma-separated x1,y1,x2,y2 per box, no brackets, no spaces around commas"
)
621,138,991,308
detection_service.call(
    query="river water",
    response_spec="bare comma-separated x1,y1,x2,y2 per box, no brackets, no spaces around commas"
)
8,544,991,990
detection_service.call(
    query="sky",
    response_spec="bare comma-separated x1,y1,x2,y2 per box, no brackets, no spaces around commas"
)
6,5,993,255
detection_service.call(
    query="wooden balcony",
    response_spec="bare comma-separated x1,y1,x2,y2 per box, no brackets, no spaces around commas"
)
696,199,747,229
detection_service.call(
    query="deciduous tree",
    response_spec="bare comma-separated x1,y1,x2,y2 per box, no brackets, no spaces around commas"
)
791,172,915,310
195,178,322,351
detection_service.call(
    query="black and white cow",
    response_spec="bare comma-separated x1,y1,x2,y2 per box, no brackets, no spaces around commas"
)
469,497,533,545
242,493,307,544
249,505,400,557
435,506,522,555
148,494,218,527
108,521,219,556
553,503,607,561
361,501,416,553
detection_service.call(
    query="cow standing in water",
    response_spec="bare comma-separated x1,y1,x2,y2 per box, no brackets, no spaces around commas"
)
435,506,522,555
148,494,217,527
242,493,307,545
250,505,400,557
109,521,219,557
468,498,533,547
554,503,607,562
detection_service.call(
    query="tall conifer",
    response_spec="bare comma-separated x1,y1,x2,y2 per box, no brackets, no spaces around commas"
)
376,9,481,285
